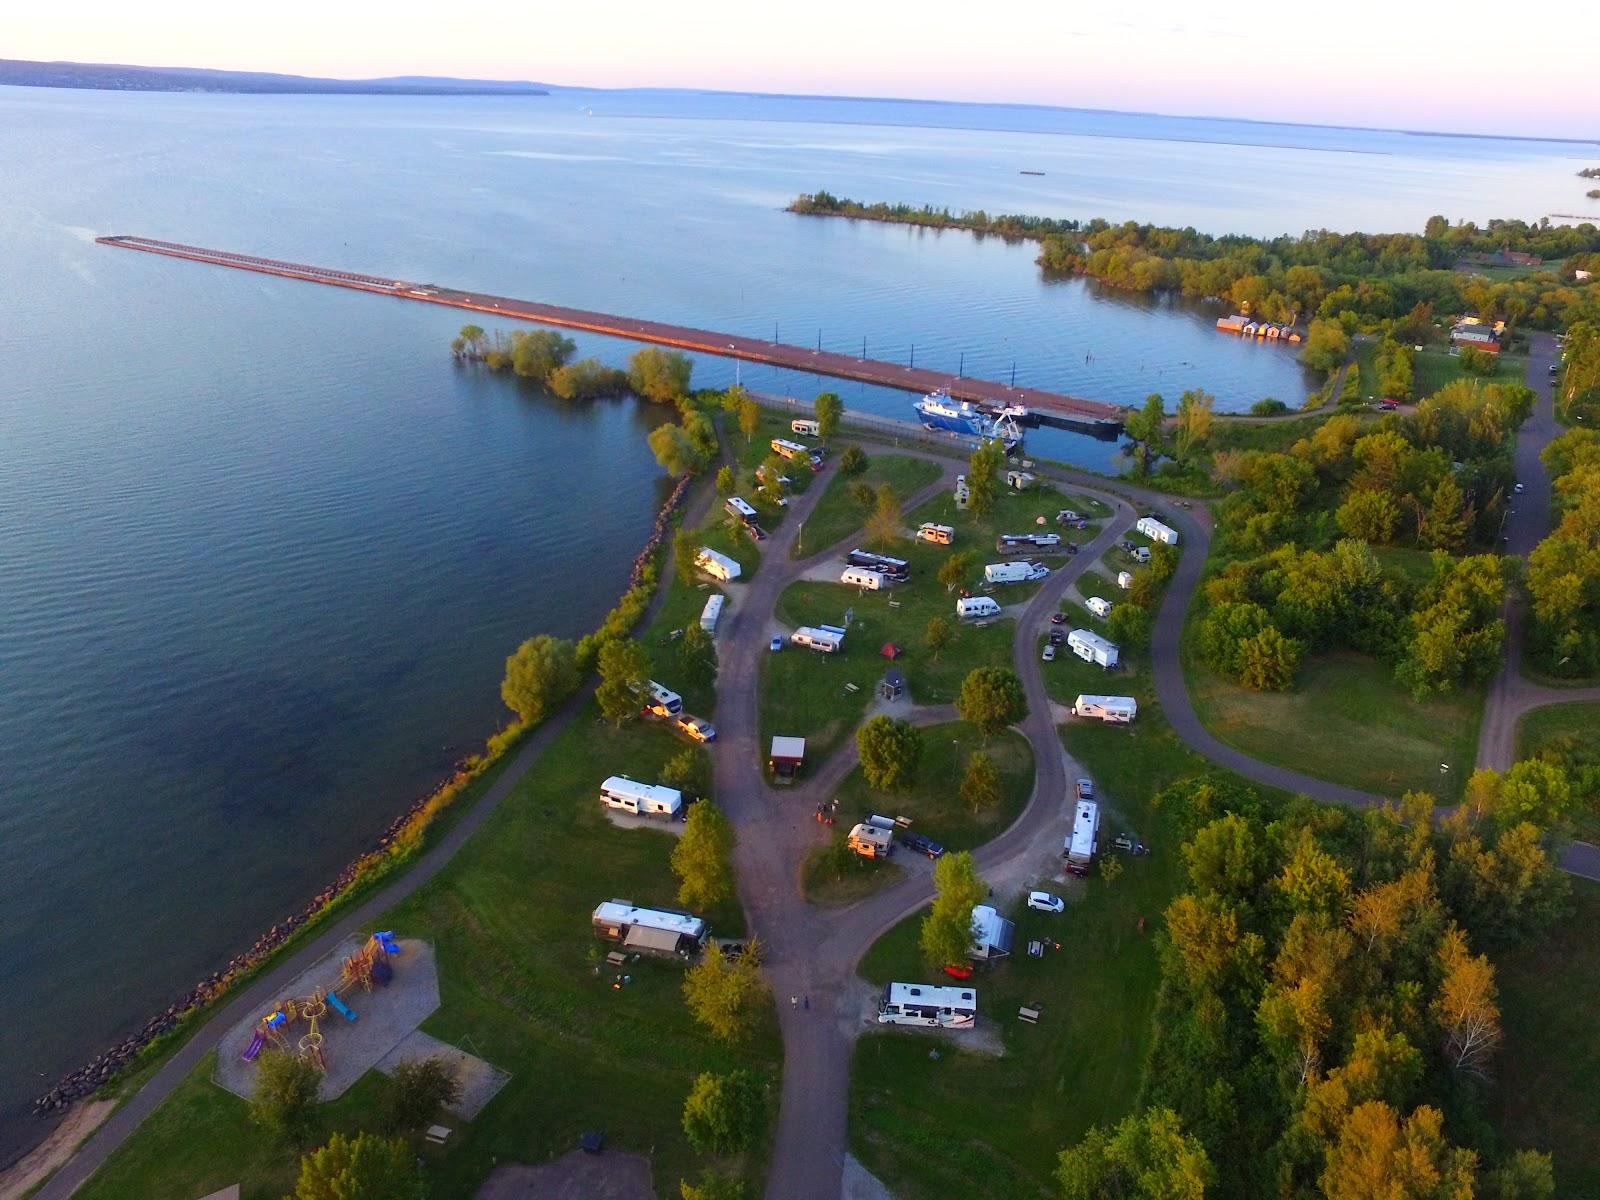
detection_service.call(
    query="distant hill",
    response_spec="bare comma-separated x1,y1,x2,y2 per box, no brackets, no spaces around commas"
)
0,58,549,96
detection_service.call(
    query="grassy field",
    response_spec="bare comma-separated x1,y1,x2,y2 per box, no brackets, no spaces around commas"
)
1491,878,1600,1198
799,451,943,557
848,685,1273,1200
831,725,1034,851
1517,701,1600,842
1189,651,1483,801
76,573,779,1200
1412,346,1530,397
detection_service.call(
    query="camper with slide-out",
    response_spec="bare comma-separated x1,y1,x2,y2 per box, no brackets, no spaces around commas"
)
1073,694,1137,724
841,567,888,591
791,626,843,653
1067,628,1119,669
791,418,821,437
984,561,1047,585
699,594,724,634
695,547,741,582
877,982,977,1028
592,901,707,958
1135,516,1179,545
956,596,1001,621
598,775,683,818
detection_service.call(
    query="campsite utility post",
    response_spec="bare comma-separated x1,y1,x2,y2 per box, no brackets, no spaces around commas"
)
796,519,804,557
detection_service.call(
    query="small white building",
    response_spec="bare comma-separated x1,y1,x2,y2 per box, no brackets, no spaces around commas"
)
695,547,742,582
598,776,683,817
969,904,1016,962
1086,596,1113,619
700,593,724,633
1135,516,1179,545
1073,694,1138,724
1117,571,1134,590
957,596,1001,621
792,626,843,653
1067,628,1119,669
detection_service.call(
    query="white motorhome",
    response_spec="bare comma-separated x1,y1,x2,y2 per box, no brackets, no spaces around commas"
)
645,680,683,717
725,496,758,522
700,594,725,633
695,547,741,582
969,904,1016,962
877,982,977,1028
598,776,683,818
591,901,707,957
1073,694,1138,724
791,626,843,653
1067,629,1120,669
791,418,821,437
841,567,888,590
846,823,894,859
1064,799,1101,866
1086,596,1113,619
1136,516,1180,545
916,523,955,545
985,561,1046,585
1117,571,1134,590
956,596,1001,621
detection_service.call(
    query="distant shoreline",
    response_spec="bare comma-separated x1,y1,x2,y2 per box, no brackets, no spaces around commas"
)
0,58,548,97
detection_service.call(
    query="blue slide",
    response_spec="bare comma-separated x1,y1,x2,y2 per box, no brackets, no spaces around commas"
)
325,991,358,1022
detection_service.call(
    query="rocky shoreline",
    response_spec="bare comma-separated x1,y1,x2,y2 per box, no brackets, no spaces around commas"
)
32,472,691,1120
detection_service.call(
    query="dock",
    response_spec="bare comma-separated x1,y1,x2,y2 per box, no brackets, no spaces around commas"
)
95,235,1125,433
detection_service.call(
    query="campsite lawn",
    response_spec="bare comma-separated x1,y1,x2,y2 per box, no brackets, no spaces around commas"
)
798,451,944,557
1189,651,1483,801
848,690,1274,1200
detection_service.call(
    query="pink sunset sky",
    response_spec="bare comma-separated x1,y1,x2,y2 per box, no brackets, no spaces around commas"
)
9,0,1597,140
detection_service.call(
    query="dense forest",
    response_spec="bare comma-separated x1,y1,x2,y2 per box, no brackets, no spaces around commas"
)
789,191,1600,331
1057,772,1569,1199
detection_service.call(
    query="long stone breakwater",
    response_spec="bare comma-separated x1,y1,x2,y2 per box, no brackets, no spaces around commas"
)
33,472,693,1118
95,234,1125,432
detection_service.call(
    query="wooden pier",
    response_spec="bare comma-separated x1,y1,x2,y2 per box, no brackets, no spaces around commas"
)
95,235,1125,431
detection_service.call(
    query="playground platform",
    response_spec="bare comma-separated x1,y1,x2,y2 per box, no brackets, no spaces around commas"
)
213,937,439,1102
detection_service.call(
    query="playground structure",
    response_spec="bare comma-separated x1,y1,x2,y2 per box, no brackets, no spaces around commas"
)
240,932,402,1071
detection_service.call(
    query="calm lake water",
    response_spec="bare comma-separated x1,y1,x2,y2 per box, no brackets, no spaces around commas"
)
0,82,1588,1152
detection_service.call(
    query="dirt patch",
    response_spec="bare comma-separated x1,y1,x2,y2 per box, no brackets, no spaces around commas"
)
601,809,686,838
476,1149,656,1200
375,1030,510,1122
0,1099,114,1200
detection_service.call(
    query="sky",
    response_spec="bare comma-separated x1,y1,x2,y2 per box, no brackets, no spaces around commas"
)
9,0,1598,140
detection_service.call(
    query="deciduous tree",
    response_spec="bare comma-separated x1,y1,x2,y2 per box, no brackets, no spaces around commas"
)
814,391,843,440
856,715,923,791
920,851,987,967
249,1050,320,1146
682,1071,766,1154
501,634,578,725
673,802,735,909
678,622,718,692
938,550,976,593
1056,1107,1212,1200
1433,925,1501,1078
956,666,1028,739
291,1132,422,1200
682,941,767,1043
1122,393,1167,476
378,1056,462,1135
629,347,694,403
924,615,953,660
866,484,902,547
960,750,1001,814
967,438,1005,516
596,638,649,726
649,422,709,476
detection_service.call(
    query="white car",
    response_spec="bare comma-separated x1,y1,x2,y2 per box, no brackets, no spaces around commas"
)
674,715,717,743
1513,482,1525,494
1027,891,1065,913
1042,643,1056,662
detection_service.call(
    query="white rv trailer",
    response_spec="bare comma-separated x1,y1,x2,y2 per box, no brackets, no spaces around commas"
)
791,626,843,653
591,901,707,957
840,567,888,590
1117,570,1134,590
1064,799,1101,866
598,776,683,817
645,680,683,716
877,982,978,1028
695,547,741,582
916,523,955,545
1086,596,1113,619
1067,629,1119,669
700,594,725,633
790,418,821,437
956,596,1001,621
985,561,1034,585
1135,516,1180,545
1073,694,1138,724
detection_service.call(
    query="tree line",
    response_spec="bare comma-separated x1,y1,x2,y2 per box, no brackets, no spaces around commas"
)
1526,425,1600,677
1056,771,1570,1200
788,189,1084,241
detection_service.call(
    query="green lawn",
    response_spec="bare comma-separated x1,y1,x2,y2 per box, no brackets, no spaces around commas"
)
1517,702,1600,843
848,688,1274,1200
1189,651,1483,801
1412,346,1529,398
798,451,943,557
1370,544,1441,587
1210,412,1345,455
1491,879,1600,1198
801,835,905,907
831,725,1034,852
77,575,779,1200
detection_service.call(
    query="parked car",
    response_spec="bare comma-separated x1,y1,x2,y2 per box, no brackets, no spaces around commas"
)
1042,643,1056,662
1051,612,1067,625
943,962,974,980
1075,778,1094,801
675,715,717,743
1027,891,1065,913
900,831,945,859
1120,540,1137,553
1049,628,1066,645
1513,482,1526,494
769,636,784,652
1064,861,1092,878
